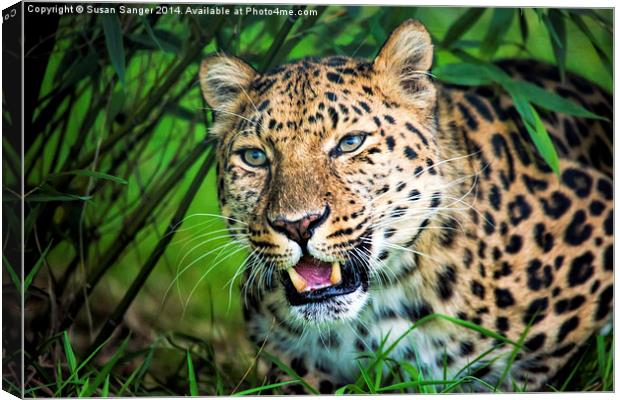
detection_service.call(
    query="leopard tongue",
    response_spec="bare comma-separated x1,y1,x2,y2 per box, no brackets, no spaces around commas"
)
287,261,342,293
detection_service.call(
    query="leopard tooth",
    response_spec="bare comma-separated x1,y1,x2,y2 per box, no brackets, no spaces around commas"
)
287,268,307,293
330,262,342,285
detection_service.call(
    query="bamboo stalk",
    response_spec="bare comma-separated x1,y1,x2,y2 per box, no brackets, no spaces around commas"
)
86,149,216,354
259,5,307,72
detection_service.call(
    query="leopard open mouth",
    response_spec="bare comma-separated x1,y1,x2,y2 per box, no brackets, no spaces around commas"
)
280,255,369,306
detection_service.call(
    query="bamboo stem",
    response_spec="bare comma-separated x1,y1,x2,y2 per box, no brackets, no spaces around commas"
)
259,5,307,73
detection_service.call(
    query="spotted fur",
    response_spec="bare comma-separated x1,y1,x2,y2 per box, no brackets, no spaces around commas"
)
199,20,613,392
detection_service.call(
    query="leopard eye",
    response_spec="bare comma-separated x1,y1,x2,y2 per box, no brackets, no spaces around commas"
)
337,133,367,153
241,148,268,167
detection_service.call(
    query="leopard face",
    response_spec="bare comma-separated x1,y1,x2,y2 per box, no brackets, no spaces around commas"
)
200,22,451,323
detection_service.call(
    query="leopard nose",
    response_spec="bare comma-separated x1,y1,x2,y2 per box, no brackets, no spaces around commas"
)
269,206,330,244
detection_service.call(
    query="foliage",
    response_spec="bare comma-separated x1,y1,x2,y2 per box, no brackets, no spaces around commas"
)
2,5,612,396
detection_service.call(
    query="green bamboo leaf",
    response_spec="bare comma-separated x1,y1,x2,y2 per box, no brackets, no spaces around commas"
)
3,254,21,293
511,93,560,175
509,80,606,120
480,8,515,59
518,9,529,44
59,51,99,92
139,16,167,53
186,351,198,396
106,90,127,129
441,8,486,48
569,13,612,76
62,332,78,378
569,9,612,31
2,137,21,173
49,169,128,185
433,63,492,86
24,241,53,293
543,10,567,81
26,193,93,202
101,14,126,86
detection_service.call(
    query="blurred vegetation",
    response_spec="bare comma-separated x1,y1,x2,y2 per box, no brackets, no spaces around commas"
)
2,4,612,396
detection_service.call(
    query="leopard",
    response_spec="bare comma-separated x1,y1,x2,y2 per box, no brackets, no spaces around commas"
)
198,20,613,393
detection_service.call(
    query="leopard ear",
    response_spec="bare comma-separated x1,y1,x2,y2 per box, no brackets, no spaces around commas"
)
373,20,435,110
199,54,257,114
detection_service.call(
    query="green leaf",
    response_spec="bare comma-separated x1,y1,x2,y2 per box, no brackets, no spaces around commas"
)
78,378,90,397
101,14,126,86
262,351,319,394
62,331,79,379
81,336,130,397
509,80,606,120
596,335,606,380
357,361,375,393
59,51,99,92
569,13,612,77
186,351,198,396
511,92,560,175
49,169,128,185
54,335,116,396
441,8,486,48
105,90,127,129
101,375,110,397
518,9,529,44
480,8,515,59
139,16,167,53
232,380,301,396
24,241,53,294
433,63,492,86
543,10,567,81
3,254,21,293
26,193,93,202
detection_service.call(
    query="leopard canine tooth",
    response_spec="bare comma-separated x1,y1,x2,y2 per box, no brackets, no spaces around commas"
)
330,262,342,285
287,268,307,293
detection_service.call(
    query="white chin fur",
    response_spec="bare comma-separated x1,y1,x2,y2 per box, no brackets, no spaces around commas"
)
289,286,368,324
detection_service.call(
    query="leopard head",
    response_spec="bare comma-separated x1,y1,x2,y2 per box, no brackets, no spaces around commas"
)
199,20,452,324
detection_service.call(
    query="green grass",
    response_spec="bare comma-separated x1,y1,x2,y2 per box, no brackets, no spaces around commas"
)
14,314,612,396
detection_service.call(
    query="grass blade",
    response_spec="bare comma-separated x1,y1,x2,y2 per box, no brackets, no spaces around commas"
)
102,375,110,397
24,241,53,293
62,331,78,379
80,336,130,397
262,351,319,394
232,380,300,396
3,254,21,293
187,351,199,396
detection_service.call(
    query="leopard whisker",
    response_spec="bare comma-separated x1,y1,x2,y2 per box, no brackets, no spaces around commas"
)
182,244,252,317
